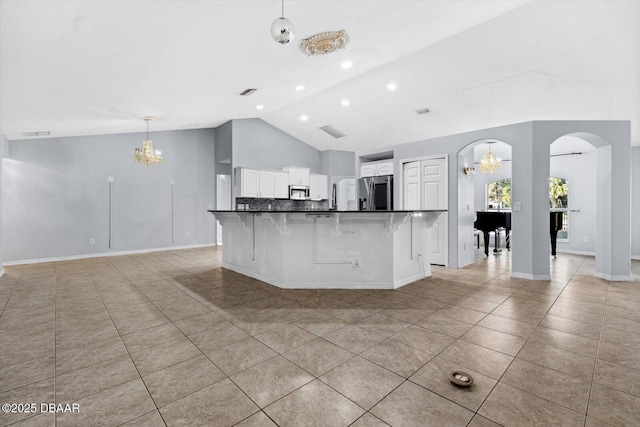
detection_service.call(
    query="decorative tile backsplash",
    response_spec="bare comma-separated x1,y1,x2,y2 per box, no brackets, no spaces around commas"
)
236,197,329,211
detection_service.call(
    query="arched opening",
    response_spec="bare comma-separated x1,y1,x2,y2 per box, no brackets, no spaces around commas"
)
457,139,512,268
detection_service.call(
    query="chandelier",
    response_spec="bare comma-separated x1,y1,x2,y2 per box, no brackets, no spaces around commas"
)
134,116,163,167
300,30,350,56
480,141,501,174
271,0,294,44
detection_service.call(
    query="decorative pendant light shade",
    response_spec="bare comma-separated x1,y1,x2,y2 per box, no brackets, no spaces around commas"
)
271,0,294,44
480,141,502,174
134,117,163,167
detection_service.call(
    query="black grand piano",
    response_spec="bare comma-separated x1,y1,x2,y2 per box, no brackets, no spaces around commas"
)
474,211,565,257
474,211,511,256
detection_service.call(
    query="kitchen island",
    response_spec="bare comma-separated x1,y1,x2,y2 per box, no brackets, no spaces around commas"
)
208,210,446,289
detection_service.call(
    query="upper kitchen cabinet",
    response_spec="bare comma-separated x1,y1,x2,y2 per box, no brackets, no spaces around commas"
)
283,166,310,186
274,172,289,199
309,174,328,200
360,160,394,178
236,168,260,198
259,170,275,198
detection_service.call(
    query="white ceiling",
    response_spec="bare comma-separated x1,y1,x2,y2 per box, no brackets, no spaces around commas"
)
1,0,638,151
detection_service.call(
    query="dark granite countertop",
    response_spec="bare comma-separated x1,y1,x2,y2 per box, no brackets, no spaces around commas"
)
208,210,447,214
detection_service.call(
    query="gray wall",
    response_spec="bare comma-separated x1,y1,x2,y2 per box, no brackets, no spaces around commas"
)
633,147,640,258
215,121,233,176
3,128,216,263
0,131,5,275
232,119,321,172
322,150,356,177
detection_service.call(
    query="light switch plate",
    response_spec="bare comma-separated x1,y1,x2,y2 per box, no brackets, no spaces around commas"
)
513,202,522,211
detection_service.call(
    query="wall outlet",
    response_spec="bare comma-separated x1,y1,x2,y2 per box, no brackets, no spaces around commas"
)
583,236,589,243
186,232,190,238
89,238,95,245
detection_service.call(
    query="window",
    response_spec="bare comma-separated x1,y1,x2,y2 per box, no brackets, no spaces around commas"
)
550,177,569,240
487,179,511,210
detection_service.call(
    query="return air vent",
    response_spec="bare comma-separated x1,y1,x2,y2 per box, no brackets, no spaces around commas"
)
239,88,258,96
415,107,430,115
319,124,346,139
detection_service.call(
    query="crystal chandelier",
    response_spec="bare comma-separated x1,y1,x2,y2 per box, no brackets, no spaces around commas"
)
480,141,501,174
271,0,294,44
134,117,163,166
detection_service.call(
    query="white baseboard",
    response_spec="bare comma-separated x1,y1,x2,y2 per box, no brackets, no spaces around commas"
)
3,244,218,266
556,249,596,257
0,268,4,278
594,272,634,282
632,255,640,261
511,271,551,281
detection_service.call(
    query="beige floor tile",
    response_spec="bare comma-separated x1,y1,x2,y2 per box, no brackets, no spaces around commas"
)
354,313,411,335
9,412,55,426
55,336,128,376
529,327,599,358
380,305,434,324
56,378,156,427
477,314,537,339
55,355,139,403
399,296,448,311
438,341,513,380
232,356,314,407
597,341,640,371
588,383,640,426
120,410,166,426
235,410,278,426
142,354,226,407
415,312,475,338
265,380,364,426
55,320,120,351
371,381,474,426
603,314,640,333
173,311,227,336
410,356,497,411
0,379,54,426
501,358,591,413
593,359,640,398
584,416,614,427
479,382,585,427
361,339,433,378
282,338,354,377
0,355,54,394
388,325,454,356
350,413,390,426
319,356,404,410
323,325,391,354
130,336,202,376
255,324,317,353
460,325,526,356
206,337,277,376
121,322,185,353
541,314,601,340
452,296,501,313
435,305,487,324
516,340,595,381
468,415,502,427
600,326,640,347
187,320,251,352
547,304,604,325
159,378,259,426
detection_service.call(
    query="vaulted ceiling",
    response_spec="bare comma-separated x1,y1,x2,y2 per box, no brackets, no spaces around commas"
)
1,0,638,151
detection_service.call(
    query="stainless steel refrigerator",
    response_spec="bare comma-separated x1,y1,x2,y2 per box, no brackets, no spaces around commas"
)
358,175,393,210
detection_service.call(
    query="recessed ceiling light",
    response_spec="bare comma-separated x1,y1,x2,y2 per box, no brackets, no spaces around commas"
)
296,84,305,91
299,115,309,121
256,104,264,110
341,99,350,107
341,61,352,69
387,82,397,91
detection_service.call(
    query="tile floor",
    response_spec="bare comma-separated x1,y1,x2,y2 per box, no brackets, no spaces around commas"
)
1,247,640,426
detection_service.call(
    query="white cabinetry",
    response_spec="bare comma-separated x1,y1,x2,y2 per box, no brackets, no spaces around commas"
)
284,167,310,186
309,174,328,200
237,168,260,198
274,172,289,199
259,171,275,198
360,160,394,177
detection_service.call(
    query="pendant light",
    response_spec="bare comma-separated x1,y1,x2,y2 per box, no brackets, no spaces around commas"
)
134,117,163,167
271,0,294,44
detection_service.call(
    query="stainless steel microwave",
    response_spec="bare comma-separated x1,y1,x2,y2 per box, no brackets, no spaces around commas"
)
289,185,310,200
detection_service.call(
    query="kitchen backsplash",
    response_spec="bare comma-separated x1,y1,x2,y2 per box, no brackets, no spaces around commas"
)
236,198,329,211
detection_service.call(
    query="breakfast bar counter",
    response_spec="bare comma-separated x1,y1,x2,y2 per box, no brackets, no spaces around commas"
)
208,210,446,289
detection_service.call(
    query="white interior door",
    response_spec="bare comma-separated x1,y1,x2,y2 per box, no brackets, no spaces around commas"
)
403,157,448,265
403,161,421,209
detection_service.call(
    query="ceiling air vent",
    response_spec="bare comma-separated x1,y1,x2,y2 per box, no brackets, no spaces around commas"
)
22,131,50,137
319,125,346,139
415,107,430,115
239,88,258,96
